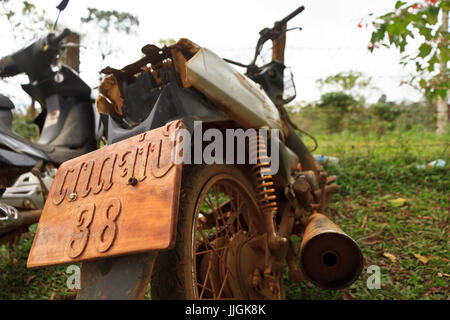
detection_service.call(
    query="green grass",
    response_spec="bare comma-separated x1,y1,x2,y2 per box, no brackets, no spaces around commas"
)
0,225,78,300
0,130,448,300
285,130,449,300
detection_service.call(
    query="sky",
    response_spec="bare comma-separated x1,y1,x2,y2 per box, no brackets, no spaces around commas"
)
1,0,425,109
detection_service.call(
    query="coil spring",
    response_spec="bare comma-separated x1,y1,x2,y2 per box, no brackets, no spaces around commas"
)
249,131,278,216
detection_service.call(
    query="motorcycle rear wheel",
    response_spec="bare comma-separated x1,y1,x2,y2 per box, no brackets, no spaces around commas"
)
151,164,283,299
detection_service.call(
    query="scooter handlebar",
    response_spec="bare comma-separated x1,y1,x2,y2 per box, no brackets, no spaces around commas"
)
278,5,305,26
0,55,21,78
48,28,72,46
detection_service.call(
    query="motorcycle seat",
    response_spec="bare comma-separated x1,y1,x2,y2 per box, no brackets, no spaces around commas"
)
0,94,15,110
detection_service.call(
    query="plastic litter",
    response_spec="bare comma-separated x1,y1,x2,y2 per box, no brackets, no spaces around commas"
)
415,159,446,169
313,154,339,165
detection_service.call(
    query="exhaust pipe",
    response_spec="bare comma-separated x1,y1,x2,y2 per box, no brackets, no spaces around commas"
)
299,213,363,289
0,203,41,236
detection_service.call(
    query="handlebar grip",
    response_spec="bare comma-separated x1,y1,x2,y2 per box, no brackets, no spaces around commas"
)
0,55,21,78
47,28,72,47
54,28,72,43
279,5,305,25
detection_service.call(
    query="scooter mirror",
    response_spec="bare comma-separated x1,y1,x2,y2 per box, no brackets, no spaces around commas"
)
56,0,70,11
53,0,70,30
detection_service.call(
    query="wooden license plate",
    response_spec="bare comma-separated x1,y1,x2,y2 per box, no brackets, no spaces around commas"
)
27,120,184,268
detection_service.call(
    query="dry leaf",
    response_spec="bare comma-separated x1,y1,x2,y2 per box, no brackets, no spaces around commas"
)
414,254,429,264
341,290,357,300
363,238,383,246
383,252,397,263
437,273,450,278
360,214,368,229
429,256,449,262
25,275,36,286
48,292,56,300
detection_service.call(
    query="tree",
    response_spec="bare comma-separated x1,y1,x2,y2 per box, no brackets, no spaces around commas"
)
369,0,449,134
80,8,139,81
317,92,359,133
316,70,375,103
0,0,54,118
0,0,52,45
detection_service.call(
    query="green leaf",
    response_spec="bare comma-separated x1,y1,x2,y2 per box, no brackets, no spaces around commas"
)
440,1,450,11
419,26,433,40
419,79,427,88
427,52,439,72
418,43,432,58
436,89,448,100
395,1,407,9
440,47,450,64
425,5,440,25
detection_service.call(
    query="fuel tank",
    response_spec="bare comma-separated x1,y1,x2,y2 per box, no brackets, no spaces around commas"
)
186,47,283,133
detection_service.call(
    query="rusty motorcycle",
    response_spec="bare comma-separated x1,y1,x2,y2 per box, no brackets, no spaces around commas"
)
27,5,363,300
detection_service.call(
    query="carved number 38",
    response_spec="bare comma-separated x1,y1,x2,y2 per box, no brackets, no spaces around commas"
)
67,198,121,258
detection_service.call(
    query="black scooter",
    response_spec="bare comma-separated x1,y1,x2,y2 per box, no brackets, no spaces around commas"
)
0,10,102,238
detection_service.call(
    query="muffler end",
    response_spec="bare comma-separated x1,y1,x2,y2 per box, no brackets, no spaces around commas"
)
300,213,363,290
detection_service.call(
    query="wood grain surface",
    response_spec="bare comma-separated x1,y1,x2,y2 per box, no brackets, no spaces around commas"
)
27,120,184,268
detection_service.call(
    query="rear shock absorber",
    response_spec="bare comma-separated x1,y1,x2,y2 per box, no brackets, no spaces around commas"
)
249,129,284,249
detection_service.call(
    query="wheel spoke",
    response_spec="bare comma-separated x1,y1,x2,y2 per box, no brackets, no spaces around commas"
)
193,176,261,300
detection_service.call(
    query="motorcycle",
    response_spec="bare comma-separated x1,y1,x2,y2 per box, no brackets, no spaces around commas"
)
0,2,103,242
27,5,363,299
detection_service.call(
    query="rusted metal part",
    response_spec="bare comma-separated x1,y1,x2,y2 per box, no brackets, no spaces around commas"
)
102,45,170,82
292,175,313,210
191,171,287,300
1,203,40,234
19,209,41,225
249,131,285,250
96,74,124,118
286,238,303,282
284,123,321,181
299,213,363,289
96,38,200,121
314,183,339,211
171,38,201,58
77,251,157,300
271,23,287,63
0,208,41,245
227,232,284,300
101,38,199,84
31,160,49,199
170,48,191,88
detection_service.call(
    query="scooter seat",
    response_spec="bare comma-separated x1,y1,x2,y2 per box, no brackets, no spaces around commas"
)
0,127,95,165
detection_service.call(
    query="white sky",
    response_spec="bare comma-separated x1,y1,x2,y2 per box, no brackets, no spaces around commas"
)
1,0,424,108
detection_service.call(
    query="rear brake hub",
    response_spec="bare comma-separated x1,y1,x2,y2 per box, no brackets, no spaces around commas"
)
227,231,282,299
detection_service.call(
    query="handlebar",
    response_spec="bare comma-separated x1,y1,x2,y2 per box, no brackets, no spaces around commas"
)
249,5,305,68
48,28,72,46
278,5,304,26
0,28,72,79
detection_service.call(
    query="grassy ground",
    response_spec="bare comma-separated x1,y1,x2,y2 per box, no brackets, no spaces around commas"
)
0,130,448,300
286,129,449,300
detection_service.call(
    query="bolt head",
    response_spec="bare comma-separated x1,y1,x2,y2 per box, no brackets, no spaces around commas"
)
68,193,77,202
